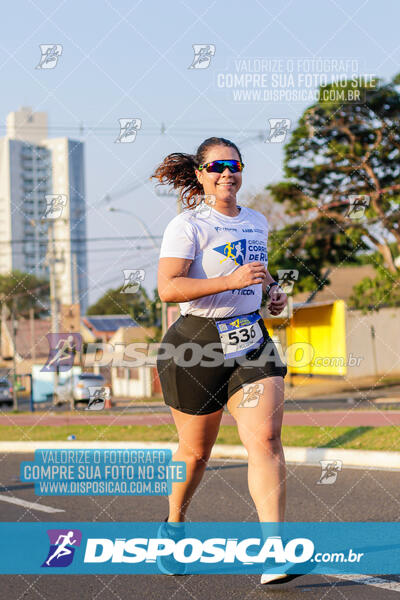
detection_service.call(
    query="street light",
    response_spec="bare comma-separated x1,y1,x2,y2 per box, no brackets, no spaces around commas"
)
108,207,159,250
31,217,65,400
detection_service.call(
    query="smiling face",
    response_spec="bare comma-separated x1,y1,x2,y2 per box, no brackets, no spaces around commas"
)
195,145,242,205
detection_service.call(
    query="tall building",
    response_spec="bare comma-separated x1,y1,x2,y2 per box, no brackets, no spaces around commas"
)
0,106,88,314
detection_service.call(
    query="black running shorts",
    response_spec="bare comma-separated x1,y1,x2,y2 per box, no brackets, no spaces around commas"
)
156,311,287,415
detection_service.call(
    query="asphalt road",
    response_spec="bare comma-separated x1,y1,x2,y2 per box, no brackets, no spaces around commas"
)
0,454,399,599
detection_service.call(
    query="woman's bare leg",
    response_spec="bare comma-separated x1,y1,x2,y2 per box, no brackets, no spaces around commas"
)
168,407,224,522
227,376,286,522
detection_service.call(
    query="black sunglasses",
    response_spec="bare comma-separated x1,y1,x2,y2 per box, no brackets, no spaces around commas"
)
198,159,245,173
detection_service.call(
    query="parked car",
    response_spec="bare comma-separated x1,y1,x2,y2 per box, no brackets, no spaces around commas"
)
54,373,106,407
0,378,13,407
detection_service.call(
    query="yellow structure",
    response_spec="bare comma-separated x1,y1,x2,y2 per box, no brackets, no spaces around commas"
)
264,300,347,376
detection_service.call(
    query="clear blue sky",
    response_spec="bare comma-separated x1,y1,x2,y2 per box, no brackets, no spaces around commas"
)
1,0,399,306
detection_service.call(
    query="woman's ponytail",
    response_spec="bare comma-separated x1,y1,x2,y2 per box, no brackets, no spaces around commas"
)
151,152,202,209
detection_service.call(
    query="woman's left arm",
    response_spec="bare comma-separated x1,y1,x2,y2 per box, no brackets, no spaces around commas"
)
262,269,277,291
262,269,288,316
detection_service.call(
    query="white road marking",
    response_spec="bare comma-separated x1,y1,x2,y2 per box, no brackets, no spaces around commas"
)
331,574,400,593
0,494,64,513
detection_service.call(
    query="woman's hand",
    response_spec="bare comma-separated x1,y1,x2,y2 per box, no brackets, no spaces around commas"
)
225,261,267,290
268,285,288,315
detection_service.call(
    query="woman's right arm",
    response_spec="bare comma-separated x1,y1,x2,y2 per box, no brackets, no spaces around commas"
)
158,257,267,303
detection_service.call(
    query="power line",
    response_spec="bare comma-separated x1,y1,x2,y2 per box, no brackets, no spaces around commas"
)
0,123,263,135
89,261,157,288
0,235,163,245
4,245,160,257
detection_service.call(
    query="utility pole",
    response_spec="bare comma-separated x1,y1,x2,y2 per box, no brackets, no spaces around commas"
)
29,307,35,362
371,325,378,376
11,298,18,410
72,253,79,304
46,219,60,400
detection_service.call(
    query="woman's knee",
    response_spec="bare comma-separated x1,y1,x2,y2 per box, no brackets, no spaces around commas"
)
242,428,283,455
177,443,212,465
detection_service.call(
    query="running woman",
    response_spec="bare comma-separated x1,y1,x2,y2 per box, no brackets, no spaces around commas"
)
152,137,295,585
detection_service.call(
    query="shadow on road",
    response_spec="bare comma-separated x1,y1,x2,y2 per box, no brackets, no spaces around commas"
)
0,483,35,492
205,463,247,471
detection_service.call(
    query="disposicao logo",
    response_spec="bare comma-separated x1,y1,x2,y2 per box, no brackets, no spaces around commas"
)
42,529,82,567
82,535,314,564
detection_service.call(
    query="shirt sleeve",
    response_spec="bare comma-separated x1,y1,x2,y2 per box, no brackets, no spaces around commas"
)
159,216,196,260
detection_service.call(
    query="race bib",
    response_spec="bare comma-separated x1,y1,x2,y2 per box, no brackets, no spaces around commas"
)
215,313,264,359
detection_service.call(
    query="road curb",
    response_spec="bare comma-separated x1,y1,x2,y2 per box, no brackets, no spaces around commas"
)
0,442,399,469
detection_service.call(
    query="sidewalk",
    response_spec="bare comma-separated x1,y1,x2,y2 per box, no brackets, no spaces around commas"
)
1,440,399,469
285,375,400,402
1,410,400,427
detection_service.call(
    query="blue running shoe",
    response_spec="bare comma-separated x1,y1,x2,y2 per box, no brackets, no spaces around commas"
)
156,517,187,576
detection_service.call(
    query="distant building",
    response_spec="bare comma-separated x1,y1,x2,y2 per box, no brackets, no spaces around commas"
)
81,315,150,343
0,106,88,313
261,264,400,380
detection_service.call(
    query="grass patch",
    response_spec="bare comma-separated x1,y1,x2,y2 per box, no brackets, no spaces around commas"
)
379,376,400,386
0,425,399,451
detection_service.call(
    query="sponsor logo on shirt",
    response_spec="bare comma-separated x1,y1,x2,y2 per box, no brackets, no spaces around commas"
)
213,240,246,266
232,289,255,295
214,226,237,232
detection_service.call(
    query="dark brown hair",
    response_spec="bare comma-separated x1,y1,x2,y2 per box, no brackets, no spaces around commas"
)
151,137,242,209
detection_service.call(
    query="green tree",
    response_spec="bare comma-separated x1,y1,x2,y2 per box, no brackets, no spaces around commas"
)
0,271,49,316
349,265,400,313
265,75,400,302
87,284,161,330
246,191,364,297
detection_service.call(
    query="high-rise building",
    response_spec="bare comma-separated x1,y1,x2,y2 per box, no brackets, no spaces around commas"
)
0,106,88,314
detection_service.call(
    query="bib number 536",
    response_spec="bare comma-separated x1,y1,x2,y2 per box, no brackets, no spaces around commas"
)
228,325,257,345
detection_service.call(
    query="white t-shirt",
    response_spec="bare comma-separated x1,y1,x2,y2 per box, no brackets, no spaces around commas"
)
159,204,269,318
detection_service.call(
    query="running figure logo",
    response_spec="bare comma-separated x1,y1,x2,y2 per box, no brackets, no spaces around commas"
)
42,333,82,372
121,269,145,293
115,118,142,143
237,383,264,408
347,195,370,220
317,460,342,485
42,529,82,568
84,386,111,411
213,239,247,266
265,118,291,143
277,269,299,294
188,44,216,69
189,194,216,219
43,194,67,219
36,44,63,69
